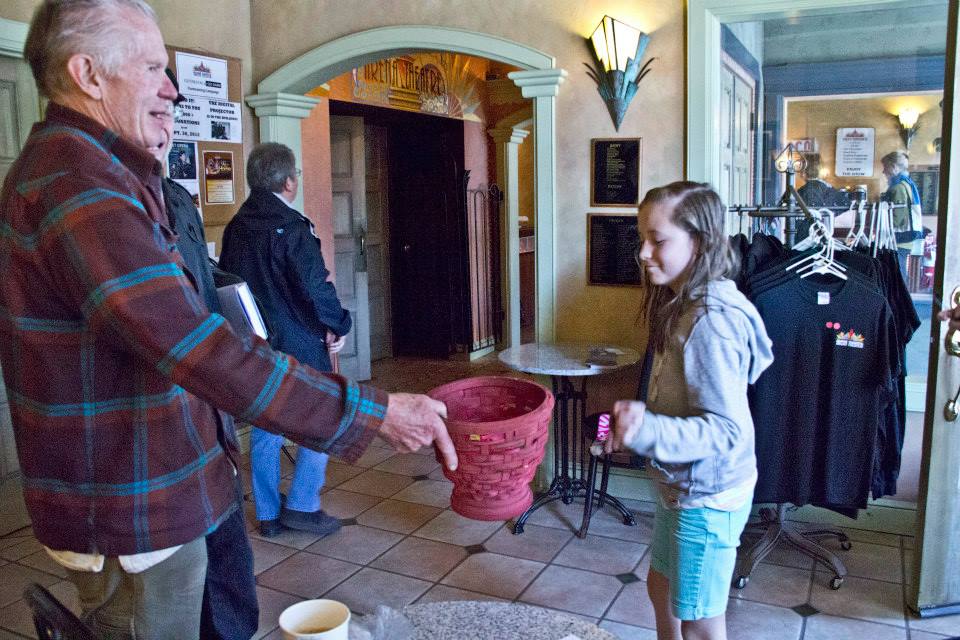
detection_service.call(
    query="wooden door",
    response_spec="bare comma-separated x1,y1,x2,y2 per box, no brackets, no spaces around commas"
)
330,116,371,381
719,53,756,209
389,117,464,358
364,125,391,361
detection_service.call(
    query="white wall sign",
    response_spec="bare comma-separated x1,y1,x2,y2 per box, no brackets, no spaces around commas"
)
835,127,875,178
176,52,228,100
173,96,242,143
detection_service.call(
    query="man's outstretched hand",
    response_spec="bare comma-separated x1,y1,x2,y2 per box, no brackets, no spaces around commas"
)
379,393,458,471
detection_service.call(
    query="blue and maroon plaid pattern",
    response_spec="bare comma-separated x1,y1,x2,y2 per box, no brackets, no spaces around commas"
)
0,104,385,556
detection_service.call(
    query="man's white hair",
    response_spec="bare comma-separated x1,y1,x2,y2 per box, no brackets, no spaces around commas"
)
25,0,158,99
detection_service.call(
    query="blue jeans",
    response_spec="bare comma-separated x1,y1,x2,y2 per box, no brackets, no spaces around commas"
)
251,426,328,520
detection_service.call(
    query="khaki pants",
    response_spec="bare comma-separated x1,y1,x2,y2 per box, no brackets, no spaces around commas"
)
67,536,208,640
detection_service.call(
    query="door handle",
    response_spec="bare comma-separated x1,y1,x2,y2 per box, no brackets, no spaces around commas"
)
355,227,367,273
944,286,960,421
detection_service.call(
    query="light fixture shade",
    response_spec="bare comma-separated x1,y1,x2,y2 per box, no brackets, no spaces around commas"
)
898,108,920,129
590,16,646,73
585,15,654,130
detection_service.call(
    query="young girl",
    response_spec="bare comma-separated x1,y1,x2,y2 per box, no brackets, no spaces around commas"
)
606,181,773,640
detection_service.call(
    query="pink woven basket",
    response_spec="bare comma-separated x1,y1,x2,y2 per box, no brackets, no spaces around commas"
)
428,376,554,521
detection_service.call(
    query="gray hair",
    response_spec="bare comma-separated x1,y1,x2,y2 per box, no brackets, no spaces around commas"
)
247,143,296,192
881,150,910,173
25,0,157,100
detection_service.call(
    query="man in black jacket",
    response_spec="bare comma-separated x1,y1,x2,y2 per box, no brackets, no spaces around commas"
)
156,69,259,640
219,142,349,539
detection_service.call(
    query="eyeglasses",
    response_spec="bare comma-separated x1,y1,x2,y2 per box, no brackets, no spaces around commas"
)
173,104,184,120
293,168,302,178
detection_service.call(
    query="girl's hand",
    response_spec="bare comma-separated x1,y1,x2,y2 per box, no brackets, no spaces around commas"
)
606,400,646,454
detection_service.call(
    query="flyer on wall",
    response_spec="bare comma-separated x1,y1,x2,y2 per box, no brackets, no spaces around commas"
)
175,51,228,100
164,141,203,216
173,96,243,143
203,150,235,205
835,127,875,178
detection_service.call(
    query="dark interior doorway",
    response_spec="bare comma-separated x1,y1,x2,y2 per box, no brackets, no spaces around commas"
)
329,101,467,358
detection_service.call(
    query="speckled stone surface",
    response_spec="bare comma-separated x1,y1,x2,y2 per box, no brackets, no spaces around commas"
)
498,343,640,377
400,601,618,640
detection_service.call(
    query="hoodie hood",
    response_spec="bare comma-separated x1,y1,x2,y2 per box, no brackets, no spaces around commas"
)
231,189,303,231
702,279,774,383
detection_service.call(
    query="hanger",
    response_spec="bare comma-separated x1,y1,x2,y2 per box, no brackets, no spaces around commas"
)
786,212,847,280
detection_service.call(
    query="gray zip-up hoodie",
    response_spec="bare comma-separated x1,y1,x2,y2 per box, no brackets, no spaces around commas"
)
626,279,774,510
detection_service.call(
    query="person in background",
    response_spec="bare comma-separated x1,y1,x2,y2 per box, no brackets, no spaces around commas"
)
1,2,455,637
881,150,923,280
607,182,774,640
219,143,349,539
796,155,849,209
149,68,258,640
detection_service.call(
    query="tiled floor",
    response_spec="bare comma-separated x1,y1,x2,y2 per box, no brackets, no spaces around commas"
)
1,356,959,639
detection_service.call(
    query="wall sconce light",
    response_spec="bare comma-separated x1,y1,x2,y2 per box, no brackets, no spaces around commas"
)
584,16,655,131
894,108,921,149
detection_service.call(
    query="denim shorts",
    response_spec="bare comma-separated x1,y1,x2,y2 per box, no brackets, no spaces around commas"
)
649,501,752,620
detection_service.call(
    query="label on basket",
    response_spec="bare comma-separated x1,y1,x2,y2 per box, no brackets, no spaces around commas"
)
469,434,492,442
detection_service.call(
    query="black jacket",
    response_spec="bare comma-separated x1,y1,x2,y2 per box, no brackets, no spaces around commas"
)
163,179,221,314
218,189,350,372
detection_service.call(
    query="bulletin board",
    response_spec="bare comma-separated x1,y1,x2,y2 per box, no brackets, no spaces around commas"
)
165,45,246,227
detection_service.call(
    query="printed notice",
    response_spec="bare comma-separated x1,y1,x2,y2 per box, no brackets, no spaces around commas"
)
173,96,242,143
176,52,228,100
203,151,235,205
835,128,875,178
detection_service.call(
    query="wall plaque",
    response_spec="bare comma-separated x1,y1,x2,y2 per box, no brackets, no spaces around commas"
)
588,214,641,287
591,138,641,207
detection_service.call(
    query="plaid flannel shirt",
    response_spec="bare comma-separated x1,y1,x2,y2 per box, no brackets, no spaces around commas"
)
0,104,386,555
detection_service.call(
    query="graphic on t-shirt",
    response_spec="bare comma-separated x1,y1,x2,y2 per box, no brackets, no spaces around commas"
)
835,329,865,349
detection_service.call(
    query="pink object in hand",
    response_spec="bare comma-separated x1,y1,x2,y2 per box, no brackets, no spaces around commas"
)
596,413,610,442
428,376,554,521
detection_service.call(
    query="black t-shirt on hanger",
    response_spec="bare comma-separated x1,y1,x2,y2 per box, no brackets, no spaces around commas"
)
749,274,899,511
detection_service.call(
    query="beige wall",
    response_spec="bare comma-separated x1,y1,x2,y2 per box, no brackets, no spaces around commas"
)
248,0,685,349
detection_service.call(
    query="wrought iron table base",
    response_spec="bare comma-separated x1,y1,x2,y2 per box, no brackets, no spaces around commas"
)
512,375,636,536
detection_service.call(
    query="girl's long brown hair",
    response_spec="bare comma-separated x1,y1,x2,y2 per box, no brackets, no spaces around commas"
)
639,182,738,353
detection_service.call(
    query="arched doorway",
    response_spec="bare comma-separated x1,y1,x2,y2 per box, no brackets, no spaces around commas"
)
245,25,566,345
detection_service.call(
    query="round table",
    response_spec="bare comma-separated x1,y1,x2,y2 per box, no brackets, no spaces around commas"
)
497,343,641,536
401,601,618,640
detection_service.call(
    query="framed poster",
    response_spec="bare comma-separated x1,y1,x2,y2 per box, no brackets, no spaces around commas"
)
591,138,642,207
587,214,641,287
202,150,235,205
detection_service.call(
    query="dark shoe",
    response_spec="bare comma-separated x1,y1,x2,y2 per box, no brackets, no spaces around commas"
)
279,507,342,537
258,518,283,537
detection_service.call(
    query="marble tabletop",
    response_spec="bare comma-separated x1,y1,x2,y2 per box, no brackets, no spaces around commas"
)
401,601,618,640
498,342,641,377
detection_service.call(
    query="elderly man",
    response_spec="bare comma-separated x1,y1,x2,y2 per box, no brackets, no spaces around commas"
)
220,143,349,539
1,1,456,638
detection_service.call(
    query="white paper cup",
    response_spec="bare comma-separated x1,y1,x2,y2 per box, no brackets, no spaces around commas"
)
279,599,350,640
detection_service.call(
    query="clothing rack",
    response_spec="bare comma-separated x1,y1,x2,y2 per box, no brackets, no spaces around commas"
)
727,170,853,591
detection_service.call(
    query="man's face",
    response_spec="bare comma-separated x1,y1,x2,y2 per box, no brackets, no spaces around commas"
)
99,11,177,155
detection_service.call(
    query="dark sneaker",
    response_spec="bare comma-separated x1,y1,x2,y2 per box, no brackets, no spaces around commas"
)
258,518,284,537
279,508,342,537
